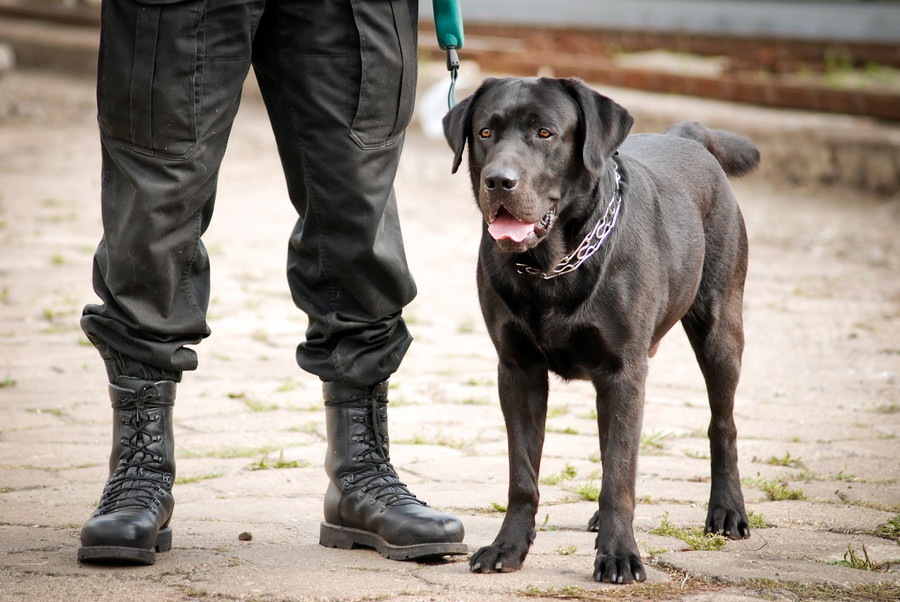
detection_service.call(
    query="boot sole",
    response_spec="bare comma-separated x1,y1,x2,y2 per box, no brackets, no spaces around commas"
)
319,522,467,560
77,526,172,565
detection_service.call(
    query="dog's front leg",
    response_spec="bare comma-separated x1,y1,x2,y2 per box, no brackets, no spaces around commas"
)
591,366,647,583
470,358,549,574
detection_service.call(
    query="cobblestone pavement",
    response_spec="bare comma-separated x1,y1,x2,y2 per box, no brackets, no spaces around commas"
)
0,68,898,601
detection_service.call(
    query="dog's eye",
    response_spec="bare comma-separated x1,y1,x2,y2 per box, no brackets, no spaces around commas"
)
478,128,492,139
537,128,553,139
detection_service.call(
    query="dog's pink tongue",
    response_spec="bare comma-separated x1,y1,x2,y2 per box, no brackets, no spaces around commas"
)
488,213,536,242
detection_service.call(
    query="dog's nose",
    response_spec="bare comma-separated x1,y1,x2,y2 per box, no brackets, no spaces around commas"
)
483,168,519,192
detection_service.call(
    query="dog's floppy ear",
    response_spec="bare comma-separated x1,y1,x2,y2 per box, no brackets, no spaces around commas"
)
442,94,474,174
561,78,634,175
442,78,497,174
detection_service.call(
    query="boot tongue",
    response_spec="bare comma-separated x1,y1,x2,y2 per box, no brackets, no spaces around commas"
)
488,210,536,242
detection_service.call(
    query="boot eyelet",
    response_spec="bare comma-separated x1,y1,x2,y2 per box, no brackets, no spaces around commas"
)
153,435,161,442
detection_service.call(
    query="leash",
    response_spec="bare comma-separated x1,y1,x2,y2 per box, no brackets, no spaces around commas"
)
446,48,459,109
433,0,464,108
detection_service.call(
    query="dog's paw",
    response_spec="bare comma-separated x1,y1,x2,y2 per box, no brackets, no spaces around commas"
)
593,551,646,584
705,505,750,540
469,541,528,574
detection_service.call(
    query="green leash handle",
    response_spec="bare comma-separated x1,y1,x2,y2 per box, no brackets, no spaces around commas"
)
433,0,464,50
433,0,464,107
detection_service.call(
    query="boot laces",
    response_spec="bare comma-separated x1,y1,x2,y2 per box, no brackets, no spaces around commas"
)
96,386,171,515
347,398,423,508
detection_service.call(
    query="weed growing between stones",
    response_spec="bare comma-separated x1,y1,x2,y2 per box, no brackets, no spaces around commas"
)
175,472,225,485
742,474,806,501
650,512,728,551
576,481,601,502
747,509,770,529
761,451,805,469
745,580,900,602
829,542,895,572
248,449,308,471
876,515,900,541
540,463,578,486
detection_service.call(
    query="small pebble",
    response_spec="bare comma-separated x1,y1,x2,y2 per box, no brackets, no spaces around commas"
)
238,531,252,541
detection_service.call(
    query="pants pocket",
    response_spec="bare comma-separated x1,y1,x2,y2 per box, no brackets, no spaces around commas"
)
349,0,418,149
97,0,206,159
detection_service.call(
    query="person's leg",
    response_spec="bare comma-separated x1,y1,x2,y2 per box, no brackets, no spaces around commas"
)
82,0,265,375
251,0,464,558
252,0,417,385
78,0,264,564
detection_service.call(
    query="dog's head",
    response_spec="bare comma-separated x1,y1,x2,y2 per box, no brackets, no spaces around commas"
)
443,77,633,254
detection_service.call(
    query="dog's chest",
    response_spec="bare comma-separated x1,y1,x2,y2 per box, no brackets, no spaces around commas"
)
525,311,619,381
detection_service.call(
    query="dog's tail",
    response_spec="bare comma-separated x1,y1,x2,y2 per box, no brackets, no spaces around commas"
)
665,121,760,177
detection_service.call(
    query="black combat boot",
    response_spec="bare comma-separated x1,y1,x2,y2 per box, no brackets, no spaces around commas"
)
78,378,176,565
319,381,466,560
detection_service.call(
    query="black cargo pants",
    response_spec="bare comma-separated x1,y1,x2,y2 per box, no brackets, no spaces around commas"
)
81,0,419,387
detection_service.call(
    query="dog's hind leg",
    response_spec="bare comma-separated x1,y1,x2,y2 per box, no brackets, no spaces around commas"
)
681,199,751,540
470,342,549,574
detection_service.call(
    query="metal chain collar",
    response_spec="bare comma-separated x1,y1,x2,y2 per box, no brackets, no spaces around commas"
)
516,160,622,280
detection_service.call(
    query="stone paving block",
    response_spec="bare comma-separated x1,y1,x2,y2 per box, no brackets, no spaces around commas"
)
656,549,899,587
803,480,900,510
735,528,900,566
749,500,897,533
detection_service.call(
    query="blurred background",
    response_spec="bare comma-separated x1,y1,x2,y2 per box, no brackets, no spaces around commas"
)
1,0,897,196
3,0,898,116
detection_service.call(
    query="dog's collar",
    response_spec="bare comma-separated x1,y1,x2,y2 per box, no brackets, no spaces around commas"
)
516,160,623,280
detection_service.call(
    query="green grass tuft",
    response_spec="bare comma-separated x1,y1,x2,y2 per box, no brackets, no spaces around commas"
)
763,451,805,469
175,472,225,485
747,510,770,529
576,481,601,502
640,430,669,454
742,474,806,501
829,543,894,572
650,512,728,551
541,463,578,486
249,450,308,471
877,515,900,541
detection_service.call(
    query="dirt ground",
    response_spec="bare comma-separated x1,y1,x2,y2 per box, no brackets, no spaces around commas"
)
0,66,898,601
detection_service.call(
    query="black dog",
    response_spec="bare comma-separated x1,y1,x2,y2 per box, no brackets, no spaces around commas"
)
443,77,759,584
